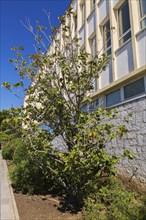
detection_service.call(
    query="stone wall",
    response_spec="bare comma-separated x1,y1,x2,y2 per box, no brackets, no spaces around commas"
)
107,95,146,184
52,95,146,186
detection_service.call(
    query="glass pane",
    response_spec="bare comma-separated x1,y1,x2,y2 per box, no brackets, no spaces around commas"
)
106,89,121,107
141,17,146,28
74,15,77,33
81,104,87,112
141,0,146,16
119,0,130,36
103,19,111,52
94,99,99,109
81,3,85,24
119,30,131,45
107,47,111,56
81,99,99,113
91,36,96,58
89,99,99,112
124,78,145,99
89,102,94,112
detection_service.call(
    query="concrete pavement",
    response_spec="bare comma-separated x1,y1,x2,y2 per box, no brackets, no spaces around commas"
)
0,150,19,220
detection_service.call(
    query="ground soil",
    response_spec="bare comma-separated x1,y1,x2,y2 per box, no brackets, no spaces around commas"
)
14,192,82,220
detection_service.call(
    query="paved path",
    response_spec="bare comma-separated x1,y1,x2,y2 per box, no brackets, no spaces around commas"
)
0,150,19,220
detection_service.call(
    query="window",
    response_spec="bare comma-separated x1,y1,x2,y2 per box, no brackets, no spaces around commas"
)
106,89,121,107
74,15,77,34
118,0,131,46
90,36,97,92
81,99,99,113
124,78,145,99
103,19,111,55
139,0,146,28
80,1,85,25
90,0,96,11
90,35,96,58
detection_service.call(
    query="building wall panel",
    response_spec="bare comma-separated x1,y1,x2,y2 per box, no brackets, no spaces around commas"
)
115,41,134,80
88,11,95,37
98,0,109,24
100,59,112,88
136,29,146,68
79,25,85,46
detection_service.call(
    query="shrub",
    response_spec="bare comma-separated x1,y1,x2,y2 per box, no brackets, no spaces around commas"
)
12,139,28,164
83,178,146,220
9,159,48,194
2,138,21,160
9,141,50,194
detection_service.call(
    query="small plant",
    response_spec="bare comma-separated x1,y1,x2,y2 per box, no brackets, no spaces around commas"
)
2,138,21,160
9,140,50,194
83,178,146,220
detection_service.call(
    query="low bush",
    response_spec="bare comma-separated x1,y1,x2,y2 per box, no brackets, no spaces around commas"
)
9,141,50,194
2,138,21,160
83,178,146,220
9,159,48,194
12,139,28,164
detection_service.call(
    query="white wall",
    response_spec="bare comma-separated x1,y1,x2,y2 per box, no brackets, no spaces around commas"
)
115,41,134,80
79,25,85,46
88,10,95,37
100,59,112,88
98,0,109,24
136,29,146,68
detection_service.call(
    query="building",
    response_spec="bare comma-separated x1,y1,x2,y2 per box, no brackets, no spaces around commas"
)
48,0,146,187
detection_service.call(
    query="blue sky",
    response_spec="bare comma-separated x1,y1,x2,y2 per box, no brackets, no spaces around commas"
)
0,0,71,110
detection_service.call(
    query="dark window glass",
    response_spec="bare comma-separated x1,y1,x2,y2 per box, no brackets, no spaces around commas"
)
106,89,121,107
122,31,131,44
118,0,131,45
74,15,77,33
140,0,146,16
81,2,85,24
81,104,87,112
81,99,99,113
140,0,146,28
88,99,99,112
91,36,96,58
141,17,146,28
124,78,145,99
103,19,111,55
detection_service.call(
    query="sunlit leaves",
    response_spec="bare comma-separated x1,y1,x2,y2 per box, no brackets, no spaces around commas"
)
2,82,11,90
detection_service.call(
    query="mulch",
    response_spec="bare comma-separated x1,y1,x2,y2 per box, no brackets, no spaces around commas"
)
14,192,82,220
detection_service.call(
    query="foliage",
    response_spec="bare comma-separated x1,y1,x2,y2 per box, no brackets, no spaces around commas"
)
0,108,22,141
2,138,22,160
0,131,11,142
9,139,50,194
2,7,132,208
83,178,146,220
9,160,49,194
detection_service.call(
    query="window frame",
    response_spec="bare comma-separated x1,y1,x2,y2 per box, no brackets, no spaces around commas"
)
124,78,145,100
106,77,146,107
90,35,97,92
90,35,96,58
90,0,96,11
74,14,77,34
80,1,85,25
139,0,146,29
102,19,111,55
118,0,131,46
106,89,121,107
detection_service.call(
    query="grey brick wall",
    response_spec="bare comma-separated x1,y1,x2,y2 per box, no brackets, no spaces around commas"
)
52,96,146,184
107,96,146,183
